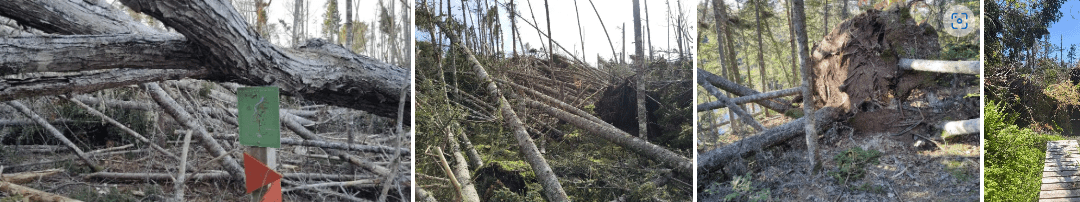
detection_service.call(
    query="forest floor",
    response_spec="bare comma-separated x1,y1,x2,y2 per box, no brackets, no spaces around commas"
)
699,80,980,201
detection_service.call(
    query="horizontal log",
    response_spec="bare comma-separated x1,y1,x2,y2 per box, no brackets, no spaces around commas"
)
697,68,791,112
279,138,409,156
84,171,377,183
940,118,980,136
1,168,63,184
697,107,841,179
0,181,81,202
698,87,801,112
898,59,979,75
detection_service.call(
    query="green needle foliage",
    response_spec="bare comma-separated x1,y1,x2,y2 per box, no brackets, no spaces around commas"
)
985,100,1063,201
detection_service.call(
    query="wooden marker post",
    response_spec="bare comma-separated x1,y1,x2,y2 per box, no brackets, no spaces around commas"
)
238,86,282,202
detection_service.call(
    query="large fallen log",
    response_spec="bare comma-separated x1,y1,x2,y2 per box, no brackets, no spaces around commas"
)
0,0,410,120
696,107,840,180
445,128,480,202
0,181,81,202
524,99,693,175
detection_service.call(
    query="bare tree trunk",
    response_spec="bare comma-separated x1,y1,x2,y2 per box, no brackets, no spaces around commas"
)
524,99,692,175
791,0,820,171
61,95,180,161
697,107,839,179
6,100,100,172
786,0,799,87
753,0,769,117
698,70,792,112
645,0,653,60
634,0,648,140
144,83,244,179
445,128,480,202
696,70,765,131
511,0,518,56
345,0,353,48
588,0,619,60
574,0,585,57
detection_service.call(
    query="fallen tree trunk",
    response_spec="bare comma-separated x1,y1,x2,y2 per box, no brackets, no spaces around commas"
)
697,69,791,112
940,118,981,136
0,181,82,202
6,150,147,170
696,70,765,131
0,0,410,120
62,95,180,161
697,107,840,180
525,99,693,175
281,114,392,176
697,87,801,112
433,13,570,201
84,172,377,183
6,100,100,172
1,169,63,184
898,59,979,75
278,138,409,156
445,128,480,202
144,83,243,179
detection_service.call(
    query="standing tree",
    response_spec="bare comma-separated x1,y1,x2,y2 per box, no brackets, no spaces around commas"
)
754,0,769,116
323,0,341,43
633,0,648,139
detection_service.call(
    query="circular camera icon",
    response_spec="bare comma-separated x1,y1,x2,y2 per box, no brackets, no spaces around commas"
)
943,5,975,37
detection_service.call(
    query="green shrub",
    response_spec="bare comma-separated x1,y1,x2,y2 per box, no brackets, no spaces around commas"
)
985,100,1063,201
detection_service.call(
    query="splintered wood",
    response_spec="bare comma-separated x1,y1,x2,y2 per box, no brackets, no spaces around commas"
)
1041,140,1080,201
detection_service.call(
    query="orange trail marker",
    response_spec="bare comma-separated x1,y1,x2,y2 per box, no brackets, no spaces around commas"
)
244,153,282,193
260,179,282,202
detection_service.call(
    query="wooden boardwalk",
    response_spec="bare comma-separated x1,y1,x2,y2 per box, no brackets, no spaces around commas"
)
1041,140,1080,201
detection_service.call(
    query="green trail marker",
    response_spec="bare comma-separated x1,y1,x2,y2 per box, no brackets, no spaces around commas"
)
238,86,280,148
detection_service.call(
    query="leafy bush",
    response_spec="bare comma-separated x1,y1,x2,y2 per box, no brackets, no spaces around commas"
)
985,100,1063,201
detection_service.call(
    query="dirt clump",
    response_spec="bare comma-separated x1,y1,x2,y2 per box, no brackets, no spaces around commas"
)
810,9,939,116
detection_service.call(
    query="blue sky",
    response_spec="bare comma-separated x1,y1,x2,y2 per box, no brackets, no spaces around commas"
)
1047,0,1080,61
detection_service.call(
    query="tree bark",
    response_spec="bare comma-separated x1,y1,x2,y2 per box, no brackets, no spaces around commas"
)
432,16,570,201
7,100,100,172
281,113,392,176
445,128,480,202
0,181,82,202
697,71,766,131
698,69,792,112
278,138,409,156
753,0,769,117
791,0,819,171
898,59,980,75
144,83,244,179
1,169,64,184
524,99,692,175
697,87,802,112
0,0,409,120
634,0,649,140
697,107,839,179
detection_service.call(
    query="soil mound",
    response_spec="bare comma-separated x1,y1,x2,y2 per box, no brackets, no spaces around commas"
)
810,9,939,115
